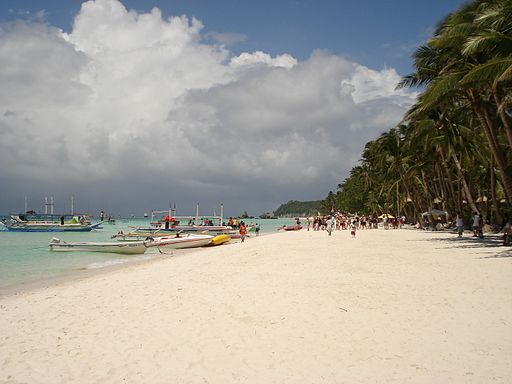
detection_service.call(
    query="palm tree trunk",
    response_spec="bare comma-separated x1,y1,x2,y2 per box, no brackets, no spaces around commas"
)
435,165,448,212
435,148,455,214
452,153,479,214
439,149,457,214
471,100,512,204
490,158,502,225
492,86,512,150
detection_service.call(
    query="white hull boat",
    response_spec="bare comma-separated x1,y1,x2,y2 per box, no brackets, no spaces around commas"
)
3,214,101,232
49,238,148,254
147,234,214,249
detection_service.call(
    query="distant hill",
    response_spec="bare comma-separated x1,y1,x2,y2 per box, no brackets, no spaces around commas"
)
274,200,321,217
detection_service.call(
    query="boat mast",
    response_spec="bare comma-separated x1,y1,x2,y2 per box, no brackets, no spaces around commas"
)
71,196,74,215
44,196,54,214
25,196,28,213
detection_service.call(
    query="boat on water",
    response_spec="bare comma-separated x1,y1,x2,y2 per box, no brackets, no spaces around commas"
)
146,233,214,249
135,205,235,235
2,213,102,232
49,238,148,254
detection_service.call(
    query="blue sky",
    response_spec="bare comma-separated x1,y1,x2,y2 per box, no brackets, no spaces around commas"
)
1,0,466,74
0,0,467,216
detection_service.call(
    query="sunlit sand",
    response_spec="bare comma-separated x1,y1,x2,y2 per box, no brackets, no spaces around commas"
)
1,228,510,383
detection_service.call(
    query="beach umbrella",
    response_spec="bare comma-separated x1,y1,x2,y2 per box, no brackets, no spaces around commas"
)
378,214,395,219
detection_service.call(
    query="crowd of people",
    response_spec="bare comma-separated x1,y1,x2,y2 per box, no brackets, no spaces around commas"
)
301,213,407,236
452,211,511,245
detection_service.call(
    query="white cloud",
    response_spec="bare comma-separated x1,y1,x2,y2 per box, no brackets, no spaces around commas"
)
230,50,297,68
340,65,417,105
0,0,416,215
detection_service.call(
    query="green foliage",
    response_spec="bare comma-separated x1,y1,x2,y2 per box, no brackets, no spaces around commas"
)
259,212,277,219
274,200,321,217
321,0,512,223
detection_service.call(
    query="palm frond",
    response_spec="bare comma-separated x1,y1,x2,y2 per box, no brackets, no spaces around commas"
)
497,61,512,82
463,32,512,56
417,72,464,111
460,58,512,87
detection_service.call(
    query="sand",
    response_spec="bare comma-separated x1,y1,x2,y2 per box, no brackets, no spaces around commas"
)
0,228,511,383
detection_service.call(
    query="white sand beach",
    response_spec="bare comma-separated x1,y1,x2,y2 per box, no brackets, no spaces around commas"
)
1,228,511,383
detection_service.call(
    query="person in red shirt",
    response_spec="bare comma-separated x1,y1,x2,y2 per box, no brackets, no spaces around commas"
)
239,223,247,242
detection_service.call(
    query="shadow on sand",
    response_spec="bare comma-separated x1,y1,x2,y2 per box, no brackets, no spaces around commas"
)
408,229,512,258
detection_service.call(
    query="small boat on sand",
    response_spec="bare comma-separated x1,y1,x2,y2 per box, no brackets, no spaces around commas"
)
207,234,231,246
146,234,214,249
279,225,303,231
49,238,148,254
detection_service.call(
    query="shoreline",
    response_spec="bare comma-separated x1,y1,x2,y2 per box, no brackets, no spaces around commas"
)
0,232,273,298
1,228,510,383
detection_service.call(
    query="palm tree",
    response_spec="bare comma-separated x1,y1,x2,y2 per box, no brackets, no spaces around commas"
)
326,0,511,222
398,0,512,204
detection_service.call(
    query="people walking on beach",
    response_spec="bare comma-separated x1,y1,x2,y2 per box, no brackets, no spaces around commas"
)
478,216,485,238
239,223,247,242
360,216,367,230
255,223,260,236
472,212,480,237
383,215,389,230
350,220,357,238
327,216,335,236
306,217,311,231
454,212,464,237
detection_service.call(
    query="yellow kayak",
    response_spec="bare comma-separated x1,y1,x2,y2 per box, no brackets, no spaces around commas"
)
208,234,231,246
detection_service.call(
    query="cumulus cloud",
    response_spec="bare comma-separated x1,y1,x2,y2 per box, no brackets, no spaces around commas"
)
230,51,298,68
0,0,416,215
340,65,417,105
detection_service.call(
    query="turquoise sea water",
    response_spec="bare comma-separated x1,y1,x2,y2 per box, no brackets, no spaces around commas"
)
0,218,295,293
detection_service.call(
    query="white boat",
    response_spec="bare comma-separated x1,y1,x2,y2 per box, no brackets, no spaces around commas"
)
49,238,148,254
144,204,233,234
2,214,101,232
146,234,214,249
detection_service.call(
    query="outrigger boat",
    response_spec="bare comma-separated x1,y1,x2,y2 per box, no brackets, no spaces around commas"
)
49,237,148,254
145,233,214,249
132,204,235,235
2,214,102,232
49,233,215,254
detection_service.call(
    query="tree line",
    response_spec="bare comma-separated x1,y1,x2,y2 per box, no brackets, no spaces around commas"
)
322,0,512,225
274,200,322,217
